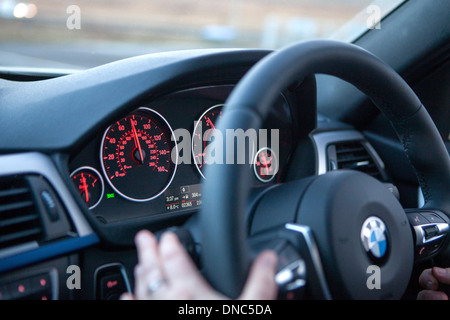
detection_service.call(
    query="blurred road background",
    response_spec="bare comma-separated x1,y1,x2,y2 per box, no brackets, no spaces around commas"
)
0,0,376,69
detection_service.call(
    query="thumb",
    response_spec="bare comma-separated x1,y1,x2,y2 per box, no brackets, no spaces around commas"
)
239,251,278,300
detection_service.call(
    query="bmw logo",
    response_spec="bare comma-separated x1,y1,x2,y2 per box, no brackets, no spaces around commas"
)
360,216,388,260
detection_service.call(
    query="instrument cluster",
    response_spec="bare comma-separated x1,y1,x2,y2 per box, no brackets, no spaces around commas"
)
68,85,295,223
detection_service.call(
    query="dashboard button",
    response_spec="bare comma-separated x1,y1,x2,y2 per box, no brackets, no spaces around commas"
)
95,264,130,300
30,273,51,292
100,273,127,300
7,279,31,299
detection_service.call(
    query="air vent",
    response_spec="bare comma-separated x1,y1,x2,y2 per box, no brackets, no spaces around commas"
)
0,176,44,249
327,140,383,180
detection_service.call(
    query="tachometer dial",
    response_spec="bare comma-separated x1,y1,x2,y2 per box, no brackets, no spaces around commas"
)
70,167,104,209
253,147,278,182
192,104,223,179
100,108,177,202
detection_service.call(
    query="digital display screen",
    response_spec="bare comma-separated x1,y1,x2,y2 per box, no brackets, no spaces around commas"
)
164,184,202,212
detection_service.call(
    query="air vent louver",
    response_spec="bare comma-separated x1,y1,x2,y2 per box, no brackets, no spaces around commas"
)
327,141,383,180
0,176,43,249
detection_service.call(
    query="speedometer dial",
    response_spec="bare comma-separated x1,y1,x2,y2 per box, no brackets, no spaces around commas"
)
100,108,177,202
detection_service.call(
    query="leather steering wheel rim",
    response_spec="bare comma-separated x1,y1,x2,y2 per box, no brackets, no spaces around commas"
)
200,40,450,298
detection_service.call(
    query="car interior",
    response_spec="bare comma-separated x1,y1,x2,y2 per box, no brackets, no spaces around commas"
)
0,0,449,300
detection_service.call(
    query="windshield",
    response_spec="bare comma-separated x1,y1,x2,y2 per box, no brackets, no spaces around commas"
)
0,0,405,70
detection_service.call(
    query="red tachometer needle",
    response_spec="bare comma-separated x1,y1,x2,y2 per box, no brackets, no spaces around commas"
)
80,173,89,203
131,118,144,164
206,117,216,130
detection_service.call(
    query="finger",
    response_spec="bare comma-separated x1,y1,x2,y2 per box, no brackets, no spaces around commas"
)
160,232,225,300
135,230,159,266
417,290,448,300
120,292,135,300
239,250,278,300
134,231,166,299
432,267,450,285
159,232,230,299
134,264,149,299
159,232,205,283
418,268,439,290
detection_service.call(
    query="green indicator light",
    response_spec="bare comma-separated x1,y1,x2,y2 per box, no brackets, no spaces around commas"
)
107,193,115,199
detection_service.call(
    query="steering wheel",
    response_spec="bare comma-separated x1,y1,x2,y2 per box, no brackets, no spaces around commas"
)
200,40,450,299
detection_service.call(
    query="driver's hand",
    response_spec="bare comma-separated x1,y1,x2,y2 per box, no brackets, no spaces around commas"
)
417,267,450,300
120,230,278,300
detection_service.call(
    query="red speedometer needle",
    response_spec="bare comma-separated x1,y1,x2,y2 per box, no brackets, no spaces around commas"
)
131,118,144,164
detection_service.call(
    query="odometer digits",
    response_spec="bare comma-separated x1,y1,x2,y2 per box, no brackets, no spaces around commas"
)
100,108,177,202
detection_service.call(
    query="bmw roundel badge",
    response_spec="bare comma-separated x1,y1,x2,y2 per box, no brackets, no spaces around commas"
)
360,216,388,260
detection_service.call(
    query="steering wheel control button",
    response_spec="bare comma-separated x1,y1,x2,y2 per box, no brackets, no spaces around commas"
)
422,212,446,224
407,211,450,261
407,213,429,226
276,259,306,291
423,225,439,240
414,223,449,244
360,216,389,261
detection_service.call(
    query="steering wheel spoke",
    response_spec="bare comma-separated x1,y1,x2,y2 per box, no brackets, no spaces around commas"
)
281,223,332,300
247,223,332,300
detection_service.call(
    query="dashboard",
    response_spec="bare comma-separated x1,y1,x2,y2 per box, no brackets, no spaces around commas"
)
68,85,296,224
0,0,448,300
0,41,447,300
